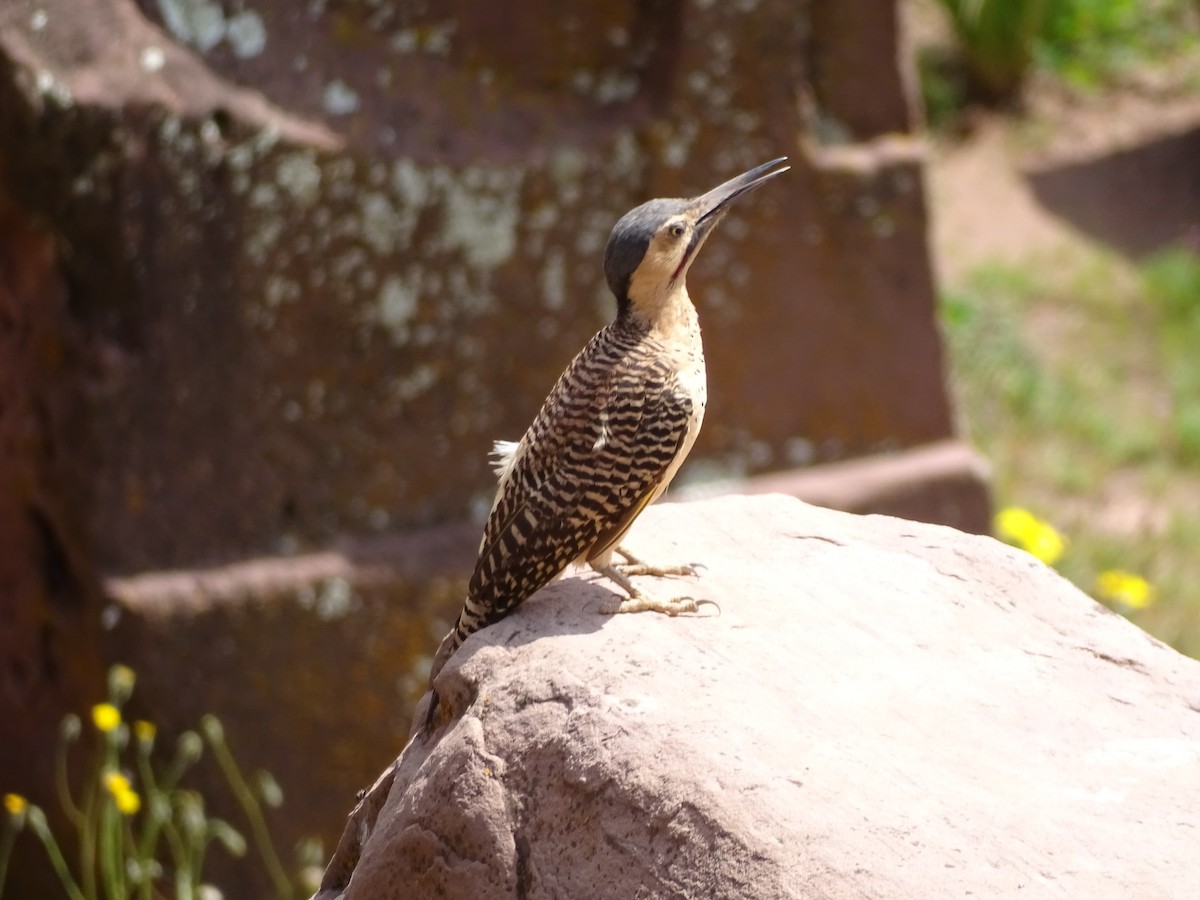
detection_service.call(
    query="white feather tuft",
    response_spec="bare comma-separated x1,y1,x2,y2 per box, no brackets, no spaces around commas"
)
489,439,521,481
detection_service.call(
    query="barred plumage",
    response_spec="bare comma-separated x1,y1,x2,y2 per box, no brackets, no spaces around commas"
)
428,158,788,691
455,314,701,642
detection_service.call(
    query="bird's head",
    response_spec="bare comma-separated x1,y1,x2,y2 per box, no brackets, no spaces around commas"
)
603,157,789,321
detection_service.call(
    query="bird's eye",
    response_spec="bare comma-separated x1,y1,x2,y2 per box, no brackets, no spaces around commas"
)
669,222,687,239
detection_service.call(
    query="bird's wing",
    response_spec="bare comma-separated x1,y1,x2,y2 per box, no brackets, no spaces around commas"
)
466,378,608,625
585,386,692,561
465,336,692,627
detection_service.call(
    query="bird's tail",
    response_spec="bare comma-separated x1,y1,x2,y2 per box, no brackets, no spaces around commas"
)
422,624,457,732
425,596,494,731
429,622,462,687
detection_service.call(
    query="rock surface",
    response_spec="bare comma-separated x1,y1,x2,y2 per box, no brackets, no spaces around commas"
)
316,495,1200,899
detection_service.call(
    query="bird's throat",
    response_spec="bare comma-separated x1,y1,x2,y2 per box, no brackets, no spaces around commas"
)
647,286,700,343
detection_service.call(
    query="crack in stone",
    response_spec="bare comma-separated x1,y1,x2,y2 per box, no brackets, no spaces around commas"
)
786,533,845,546
1079,646,1148,673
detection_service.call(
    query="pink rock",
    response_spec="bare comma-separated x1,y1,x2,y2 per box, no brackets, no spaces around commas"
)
316,495,1200,899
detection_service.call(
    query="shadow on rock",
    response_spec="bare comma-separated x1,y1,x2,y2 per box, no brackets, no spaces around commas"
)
1026,125,1200,257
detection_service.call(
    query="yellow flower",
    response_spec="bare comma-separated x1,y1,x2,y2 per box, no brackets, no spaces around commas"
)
134,720,157,744
114,789,140,816
994,506,1066,566
4,793,27,816
103,772,141,816
1095,570,1154,610
1025,524,1066,566
92,703,121,733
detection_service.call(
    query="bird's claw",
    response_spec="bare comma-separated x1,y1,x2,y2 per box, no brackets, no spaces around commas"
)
613,546,706,579
666,595,720,616
599,593,719,617
617,561,705,579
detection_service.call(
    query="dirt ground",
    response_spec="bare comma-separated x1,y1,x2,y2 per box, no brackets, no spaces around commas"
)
927,120,1069,284
929,107,1200,284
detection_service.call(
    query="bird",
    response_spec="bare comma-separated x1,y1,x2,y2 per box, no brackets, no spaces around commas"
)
427,157,789,689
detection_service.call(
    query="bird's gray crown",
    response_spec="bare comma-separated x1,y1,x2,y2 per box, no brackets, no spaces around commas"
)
603,197,689,309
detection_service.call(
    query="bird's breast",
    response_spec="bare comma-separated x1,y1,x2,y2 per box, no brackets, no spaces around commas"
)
655,316,707,413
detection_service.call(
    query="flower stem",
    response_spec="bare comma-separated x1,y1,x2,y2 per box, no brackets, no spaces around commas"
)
56,731,84,828
0,815,18,896
203,718,292,897
78,751,102,900
27,809,88,900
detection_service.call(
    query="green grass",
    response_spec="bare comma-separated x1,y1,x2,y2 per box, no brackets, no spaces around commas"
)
935,0,1050,102
1143,249,1200,465
920,0,1200,119
1038,0,1200,89
941,247,1200,658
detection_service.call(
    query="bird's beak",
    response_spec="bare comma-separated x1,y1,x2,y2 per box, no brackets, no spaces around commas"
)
694,157,790,231
677,158,789,276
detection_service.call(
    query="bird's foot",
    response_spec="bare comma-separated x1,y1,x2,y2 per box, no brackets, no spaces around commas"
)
613,545,706,579
617,561,705,578
599,592,721,616
599,592,700,616
595,562,720,617
595,558,717,617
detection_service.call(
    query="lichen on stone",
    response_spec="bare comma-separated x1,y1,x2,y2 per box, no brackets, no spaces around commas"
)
374,272,420,343
322,79,360,116
154,0,225,53
275,153,323,205
436,168,523,270
226,11,267,58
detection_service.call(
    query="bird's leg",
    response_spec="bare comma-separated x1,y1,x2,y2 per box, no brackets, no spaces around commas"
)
594,562,701,616
613,544,704,579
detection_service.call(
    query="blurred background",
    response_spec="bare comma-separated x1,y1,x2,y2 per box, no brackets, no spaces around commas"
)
913,0,1200,657
0,0,1197,896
